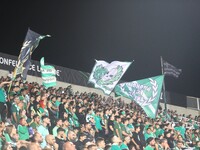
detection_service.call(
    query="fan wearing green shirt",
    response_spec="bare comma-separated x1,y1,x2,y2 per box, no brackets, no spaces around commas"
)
174,122,186,139
192,132,200,145
52,118,63,137
121,118,132,138
11,95,21,125
55,96,61,117
30,114,41,132
120,136,131,150
71,107,80,127
0,80,11,122
155,123,164,138
110,135,122,150
144,127,155,141
194,141,200,150
95,110,103,137
127,118,134,133
114,116,123,140
17,117,30,140
51,96,59,112
20,88,29,110
144,137,156,150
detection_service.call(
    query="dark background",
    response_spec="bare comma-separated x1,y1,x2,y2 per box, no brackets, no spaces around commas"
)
0,0,200,97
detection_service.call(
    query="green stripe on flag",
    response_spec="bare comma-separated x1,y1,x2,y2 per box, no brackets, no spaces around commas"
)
40,57,56,88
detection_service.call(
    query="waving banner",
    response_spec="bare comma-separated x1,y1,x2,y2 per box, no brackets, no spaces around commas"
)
162,59,182,78
14,29,50,80
115,75,164,118
88,60,132,95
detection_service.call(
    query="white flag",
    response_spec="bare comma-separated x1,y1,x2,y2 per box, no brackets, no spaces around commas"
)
88,60,132,95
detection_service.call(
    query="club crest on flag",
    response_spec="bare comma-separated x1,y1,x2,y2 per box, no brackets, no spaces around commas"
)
89,60,132,95
93,64,123,87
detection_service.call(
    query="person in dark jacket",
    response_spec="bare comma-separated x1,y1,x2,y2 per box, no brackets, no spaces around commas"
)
75,132,86,150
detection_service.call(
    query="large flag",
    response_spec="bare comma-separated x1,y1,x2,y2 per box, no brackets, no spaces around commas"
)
14,29,50,80
115,75,164,118
162,59,182,78
88,60,132,95
40,57,56,88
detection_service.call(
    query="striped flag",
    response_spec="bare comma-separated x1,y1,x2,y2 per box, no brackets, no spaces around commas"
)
40,57,56,88
163,59,182,78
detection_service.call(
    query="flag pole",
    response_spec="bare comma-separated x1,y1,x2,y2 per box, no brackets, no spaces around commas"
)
160,56,168,119
8,62,19,94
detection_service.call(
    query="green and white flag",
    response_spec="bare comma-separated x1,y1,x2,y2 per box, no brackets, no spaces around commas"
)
88,60,132,95
40,57,56,88
115,75,164,118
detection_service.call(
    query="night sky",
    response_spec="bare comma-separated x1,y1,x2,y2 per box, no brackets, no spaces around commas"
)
1,0,200,97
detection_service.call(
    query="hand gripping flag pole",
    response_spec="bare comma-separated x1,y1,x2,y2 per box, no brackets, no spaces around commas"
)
8,29,50,94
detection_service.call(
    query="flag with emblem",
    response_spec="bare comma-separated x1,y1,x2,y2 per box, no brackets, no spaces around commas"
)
88,60,132,95
13,29,50,80
115,75,164,118
40,57,56,88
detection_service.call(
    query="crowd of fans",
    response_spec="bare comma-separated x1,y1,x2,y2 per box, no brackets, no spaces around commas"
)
0,75,199,150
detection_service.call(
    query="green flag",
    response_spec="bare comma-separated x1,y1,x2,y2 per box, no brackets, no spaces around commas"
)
40,57,56,88
115,75,164,118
